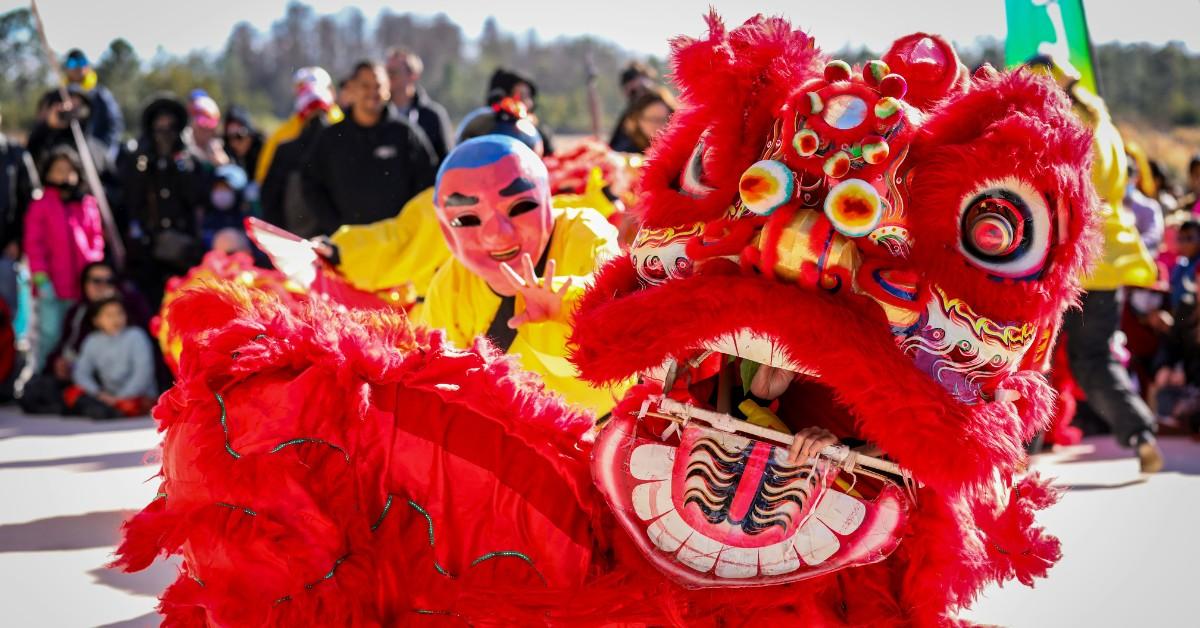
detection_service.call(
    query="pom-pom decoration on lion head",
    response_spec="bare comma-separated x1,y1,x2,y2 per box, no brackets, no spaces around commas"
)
573,12,1098,598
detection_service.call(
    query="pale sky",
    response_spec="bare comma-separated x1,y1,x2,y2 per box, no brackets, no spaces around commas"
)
9,0,1200,63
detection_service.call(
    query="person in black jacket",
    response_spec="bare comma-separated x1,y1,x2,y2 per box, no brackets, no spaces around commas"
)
261,113,330,237
387,48,454,165
62,49,124,160
301,60,437,235
0,106,35,315
121,96,210,307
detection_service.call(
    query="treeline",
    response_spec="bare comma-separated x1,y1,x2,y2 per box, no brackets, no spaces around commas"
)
0,3,651,138
1,3,1198,139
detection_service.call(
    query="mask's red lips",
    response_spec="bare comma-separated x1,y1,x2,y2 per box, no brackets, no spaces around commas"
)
489,246,521,262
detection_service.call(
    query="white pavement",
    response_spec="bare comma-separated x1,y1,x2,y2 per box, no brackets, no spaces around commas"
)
0,407,1196,627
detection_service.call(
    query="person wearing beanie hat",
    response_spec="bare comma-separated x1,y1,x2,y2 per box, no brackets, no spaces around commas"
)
186,90,228,167
486,67,555,153
254,67,344,184
62,48,125,158
119,95,208,308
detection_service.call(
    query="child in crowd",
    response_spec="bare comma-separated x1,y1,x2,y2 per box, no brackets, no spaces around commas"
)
23,146,105,369
69,297,156,419
1154,221,1200,430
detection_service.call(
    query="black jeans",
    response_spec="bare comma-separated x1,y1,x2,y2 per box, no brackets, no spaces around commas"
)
1063,289,1156,447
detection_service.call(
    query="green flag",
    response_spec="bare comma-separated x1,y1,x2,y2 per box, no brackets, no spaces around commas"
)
1004,0,1099,94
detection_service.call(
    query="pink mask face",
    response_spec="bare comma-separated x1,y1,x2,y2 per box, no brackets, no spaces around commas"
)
435,152,553,295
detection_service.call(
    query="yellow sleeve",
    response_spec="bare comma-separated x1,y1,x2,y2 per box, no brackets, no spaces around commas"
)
415,260,499,349
1072,86,1156,290
512,207,620,372
415,263,466,347
328,188,451,297
551,168,619,218
255,115,302,184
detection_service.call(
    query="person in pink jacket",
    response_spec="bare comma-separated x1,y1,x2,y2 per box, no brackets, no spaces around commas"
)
24,146,105,369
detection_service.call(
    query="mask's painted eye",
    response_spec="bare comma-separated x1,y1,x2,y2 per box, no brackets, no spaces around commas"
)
449,213,481,228
508,200,539,217
679,137,715,198
643,255,667,281
958,178,1050,279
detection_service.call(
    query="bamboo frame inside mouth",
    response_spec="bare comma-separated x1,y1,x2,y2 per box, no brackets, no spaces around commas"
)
640,395,907,479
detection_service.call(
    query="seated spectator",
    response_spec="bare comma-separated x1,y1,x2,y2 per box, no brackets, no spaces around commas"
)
24,146,105,370
212,227,252,255
69,297,156,419
202,164,250,248
45,261,150,382
610,86,677,154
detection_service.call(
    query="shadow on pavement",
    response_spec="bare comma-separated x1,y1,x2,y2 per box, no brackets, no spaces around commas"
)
0,410,154,440
90,556,178,600
96,611,161,628
1051,436,1200,474
0,510,130,552
1060,478,1148,492
0,449,155,471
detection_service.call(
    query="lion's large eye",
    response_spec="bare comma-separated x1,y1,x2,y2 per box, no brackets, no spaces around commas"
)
679,138,715,198
958,178,1051,279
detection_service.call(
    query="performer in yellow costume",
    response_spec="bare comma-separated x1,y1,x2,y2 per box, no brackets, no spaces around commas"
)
415,135,627,414
323,99,618,305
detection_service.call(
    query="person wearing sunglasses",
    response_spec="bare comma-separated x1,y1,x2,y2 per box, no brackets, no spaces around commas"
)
38,260,149,384
221,106,263,177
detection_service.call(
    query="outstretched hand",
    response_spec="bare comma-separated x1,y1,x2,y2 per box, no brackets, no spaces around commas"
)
500,253,572,329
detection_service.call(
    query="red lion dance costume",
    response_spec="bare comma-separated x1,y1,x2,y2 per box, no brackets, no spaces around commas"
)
116,14,1098,626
